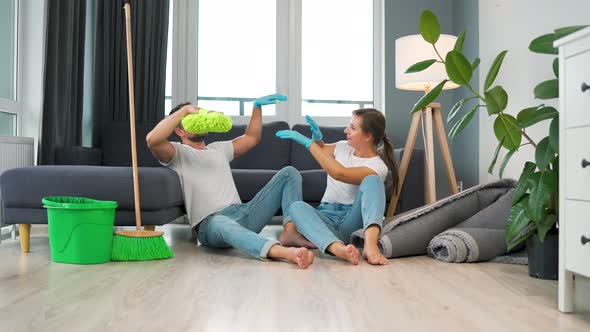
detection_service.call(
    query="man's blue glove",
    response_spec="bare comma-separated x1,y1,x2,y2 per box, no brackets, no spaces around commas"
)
305,115,323,141
275,130,313,149
253,94,288,108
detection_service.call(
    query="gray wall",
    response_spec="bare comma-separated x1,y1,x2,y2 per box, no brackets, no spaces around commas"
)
384,0,479,199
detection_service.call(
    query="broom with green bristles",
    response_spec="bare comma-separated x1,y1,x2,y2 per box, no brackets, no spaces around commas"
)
111,0,174,261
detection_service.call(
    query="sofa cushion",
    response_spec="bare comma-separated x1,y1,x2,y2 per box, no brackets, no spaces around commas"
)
231,169,278,202
208,121,291,170
291,124,347,170
0,166,183,211
101,122,166,167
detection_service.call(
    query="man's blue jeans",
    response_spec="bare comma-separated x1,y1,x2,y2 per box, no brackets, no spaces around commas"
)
289,175,385,253
197,166,302,259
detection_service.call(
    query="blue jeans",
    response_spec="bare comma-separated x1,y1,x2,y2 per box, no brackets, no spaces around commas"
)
197,166,302,259
289,175,385,253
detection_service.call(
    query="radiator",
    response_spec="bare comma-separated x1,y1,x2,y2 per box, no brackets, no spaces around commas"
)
0,136,34,174
0,136,34,234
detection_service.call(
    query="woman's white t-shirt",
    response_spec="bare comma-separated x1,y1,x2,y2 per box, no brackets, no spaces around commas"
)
321,140,389,205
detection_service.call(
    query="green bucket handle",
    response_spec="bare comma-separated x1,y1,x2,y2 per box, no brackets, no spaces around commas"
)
42,196,118,210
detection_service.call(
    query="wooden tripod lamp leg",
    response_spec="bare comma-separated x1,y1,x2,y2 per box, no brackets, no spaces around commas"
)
423,107,436,204
432,106,459,194
387,111,422,218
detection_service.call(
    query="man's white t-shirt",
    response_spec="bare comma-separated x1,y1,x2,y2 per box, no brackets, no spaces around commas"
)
321,140,389,205
160,141,241,228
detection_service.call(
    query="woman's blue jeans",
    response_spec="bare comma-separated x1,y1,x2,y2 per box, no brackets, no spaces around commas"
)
289,175,385,253
197,166,302,259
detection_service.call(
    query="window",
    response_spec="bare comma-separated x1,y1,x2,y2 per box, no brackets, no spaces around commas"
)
301,0,374,116
0,111,17,136
0,0,19,137
168,0,382,125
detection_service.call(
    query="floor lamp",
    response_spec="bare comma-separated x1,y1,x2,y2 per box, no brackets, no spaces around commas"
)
387,34,460,218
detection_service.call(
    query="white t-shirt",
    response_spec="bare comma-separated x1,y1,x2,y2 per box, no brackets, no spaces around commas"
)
321,140,389,205
160,141,241,228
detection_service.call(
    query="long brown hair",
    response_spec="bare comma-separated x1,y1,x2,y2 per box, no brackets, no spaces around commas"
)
352,108,399,194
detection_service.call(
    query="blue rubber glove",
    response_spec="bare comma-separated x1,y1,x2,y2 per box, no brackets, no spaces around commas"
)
305,115,323,141
253,94,288,108
275,130,313,149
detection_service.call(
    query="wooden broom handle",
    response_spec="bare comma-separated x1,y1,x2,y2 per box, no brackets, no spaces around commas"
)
124,2,142,230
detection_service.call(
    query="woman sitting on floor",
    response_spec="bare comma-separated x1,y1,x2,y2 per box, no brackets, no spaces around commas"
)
275,108,398,265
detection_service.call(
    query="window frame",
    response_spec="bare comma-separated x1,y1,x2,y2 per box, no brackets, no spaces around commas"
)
169,0,384,127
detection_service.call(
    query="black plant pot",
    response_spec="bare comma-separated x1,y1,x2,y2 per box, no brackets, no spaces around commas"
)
526,231,558,280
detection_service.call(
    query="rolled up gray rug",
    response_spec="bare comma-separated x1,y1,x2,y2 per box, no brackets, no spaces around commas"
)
350,179,517,261
427,188,515,262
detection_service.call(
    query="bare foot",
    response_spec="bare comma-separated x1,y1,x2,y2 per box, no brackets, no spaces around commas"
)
363,247,389,265
287,247,314,269
343,245,360,265
279,223,317,249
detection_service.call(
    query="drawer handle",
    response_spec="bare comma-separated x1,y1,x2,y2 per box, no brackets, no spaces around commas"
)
583,82,590,92
583,235,590,245
583,159,590,168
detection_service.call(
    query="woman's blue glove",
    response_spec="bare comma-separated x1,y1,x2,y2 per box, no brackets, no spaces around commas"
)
305,115,323,141
275,130,313,149
253,94,288,108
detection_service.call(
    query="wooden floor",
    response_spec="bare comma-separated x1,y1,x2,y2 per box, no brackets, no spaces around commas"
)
1,224,589,332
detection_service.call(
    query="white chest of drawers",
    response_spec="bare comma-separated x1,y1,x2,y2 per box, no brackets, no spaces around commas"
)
556,26,590,313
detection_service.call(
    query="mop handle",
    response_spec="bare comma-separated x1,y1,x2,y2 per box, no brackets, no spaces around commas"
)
124,1,142,231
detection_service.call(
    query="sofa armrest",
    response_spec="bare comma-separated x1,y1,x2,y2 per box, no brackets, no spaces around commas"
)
55,146,102,166
392,147,425,214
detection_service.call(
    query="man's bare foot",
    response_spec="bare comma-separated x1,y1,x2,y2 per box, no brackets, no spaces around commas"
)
279,222,317,249
327,243,359,265
286,247,314,269
363,247,389,265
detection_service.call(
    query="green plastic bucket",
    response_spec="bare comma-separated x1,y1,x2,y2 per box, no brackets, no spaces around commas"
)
42,196,118,264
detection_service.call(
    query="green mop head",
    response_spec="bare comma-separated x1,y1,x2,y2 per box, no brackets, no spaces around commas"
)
181,109,233,134
111,230,174,261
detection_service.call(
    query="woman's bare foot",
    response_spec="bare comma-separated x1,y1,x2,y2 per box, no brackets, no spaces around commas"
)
362,247,389,265
289,247,314,269
279,222,317,249
327,243,359,265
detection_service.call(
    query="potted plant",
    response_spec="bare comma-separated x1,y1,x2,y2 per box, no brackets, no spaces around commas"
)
406,10,587,279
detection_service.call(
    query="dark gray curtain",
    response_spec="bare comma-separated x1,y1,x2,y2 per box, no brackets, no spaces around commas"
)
40,0,87,165
92,0,169,148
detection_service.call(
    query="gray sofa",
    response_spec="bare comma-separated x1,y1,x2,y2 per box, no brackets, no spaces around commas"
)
0,121,424,252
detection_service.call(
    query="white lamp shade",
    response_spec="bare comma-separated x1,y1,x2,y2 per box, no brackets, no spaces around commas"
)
395,34,460,91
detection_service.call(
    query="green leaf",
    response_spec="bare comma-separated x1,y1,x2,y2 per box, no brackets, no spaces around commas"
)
499,147,518,179
554,25,588,38
454,30,466,52
494,114,521,150
535,137,555,171
553,58,559,78
485,86,508,115
448,107,477,139
488,137,505,175
512,162,537,204
447,97,476,123
549,117,559,153
529,33,559,55
471,58,480,70
405,59,438,74
506,195,532,243
534,79,559,99
484,50,508,91
528,170,558,222
410,80,448,114
445,50,473,86
537,214,557,243
420,10,440,44
518,106,558,128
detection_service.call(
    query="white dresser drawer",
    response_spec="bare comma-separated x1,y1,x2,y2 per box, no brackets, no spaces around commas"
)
565,127,590,201
564,200,590,276
565,49,590,128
